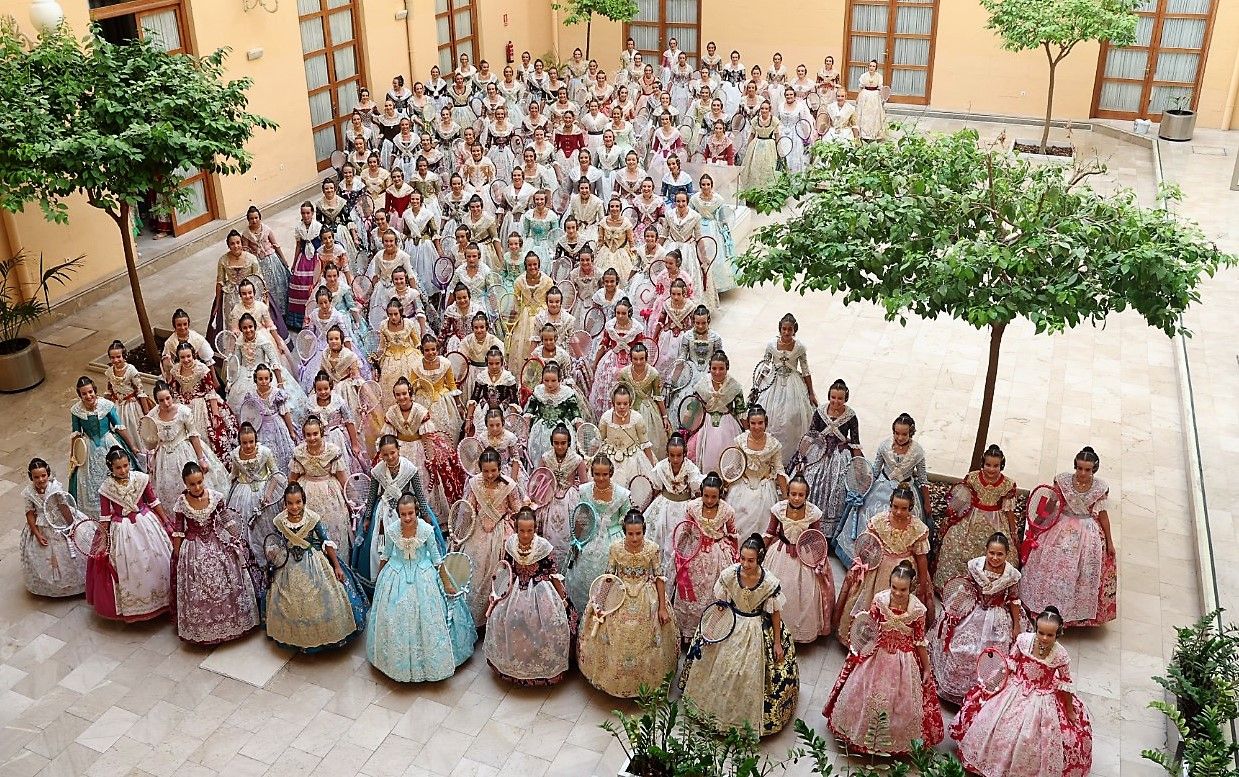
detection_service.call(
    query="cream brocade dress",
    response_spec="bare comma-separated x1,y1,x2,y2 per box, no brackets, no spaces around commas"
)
577,539,679,698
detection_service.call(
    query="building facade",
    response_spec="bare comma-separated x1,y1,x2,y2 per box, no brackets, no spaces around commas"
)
1,0,1236,309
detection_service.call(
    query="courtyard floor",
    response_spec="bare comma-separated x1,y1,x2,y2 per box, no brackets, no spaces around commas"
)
0,119,1235,776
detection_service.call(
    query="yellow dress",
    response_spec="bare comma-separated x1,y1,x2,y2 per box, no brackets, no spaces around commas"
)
506,273,553,368
409,357,463,443
577,538,680,698
377,320,420,408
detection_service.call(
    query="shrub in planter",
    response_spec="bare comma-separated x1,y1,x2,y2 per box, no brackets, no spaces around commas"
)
0,251,83,391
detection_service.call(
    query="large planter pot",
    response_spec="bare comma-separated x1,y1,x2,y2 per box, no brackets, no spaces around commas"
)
1159,110,1196,142
0,336,46,392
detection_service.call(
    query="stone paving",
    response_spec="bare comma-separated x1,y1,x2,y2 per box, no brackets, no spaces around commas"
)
0,120,1234,776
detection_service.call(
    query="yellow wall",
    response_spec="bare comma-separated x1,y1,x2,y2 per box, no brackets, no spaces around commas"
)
700,0,846,79
1196,0,1239,130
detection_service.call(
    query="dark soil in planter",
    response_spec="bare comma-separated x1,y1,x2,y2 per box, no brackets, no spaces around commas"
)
625,756,674,777
0,336,32,356
1014,142,1074,157
126,332,175,375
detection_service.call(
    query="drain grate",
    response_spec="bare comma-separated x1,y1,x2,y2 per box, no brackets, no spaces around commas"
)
1191,146,1228,157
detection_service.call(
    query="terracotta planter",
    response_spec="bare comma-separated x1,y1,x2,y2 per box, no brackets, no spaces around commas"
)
0,337,46,392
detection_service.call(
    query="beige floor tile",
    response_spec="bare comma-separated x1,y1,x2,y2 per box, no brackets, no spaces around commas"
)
358,733,422,777
75,705,139,754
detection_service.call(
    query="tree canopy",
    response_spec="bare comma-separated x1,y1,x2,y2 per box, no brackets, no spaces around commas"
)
738,128,1234,465
552,0,639,58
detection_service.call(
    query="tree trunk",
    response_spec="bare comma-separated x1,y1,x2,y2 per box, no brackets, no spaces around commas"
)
585,17,592,60
970,323,1006,471
115,201,159,362
1040,59,1056,154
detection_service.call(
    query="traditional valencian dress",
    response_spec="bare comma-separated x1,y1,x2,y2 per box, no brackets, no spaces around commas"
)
460,474,523,624
104,363,151,456
1020,472,1117,628
788,403,861,538
382,402,465,519
291,442,353,560
934,469,1019,593
352,456,444,589
763,500,835,642
89,472,173,622
835,437,929,568
836,511,931,650
752,338,813,466
951,632,1094,777
563,483,631,609
524,383,582,470
171,489,261,645
687,374,745,476
21,477,92,597
824,590,943,754
264,508,368,653
597,409,655,488
670,498,738,642
728,433,785,539
578,538,680,698
366,517,473,682
645,458,704,577
146,405,229,512
484,534,578,686
69,398,141,516
931,558,1029,704
680,563,800,736
227,444,283,562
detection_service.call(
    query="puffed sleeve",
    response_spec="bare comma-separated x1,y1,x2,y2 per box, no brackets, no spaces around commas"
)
142,482,160,508
328,450,347,475
128,368,148,398
771,442,786,478
99,494,119,521
686,460,705,492
172,505,186,539
107,404,125,431
763,586,786,614
633,413,651,449
911,611,928,647
912,531,930,557
1092,488,1110,516
180,406,201,439
1056,658,1076,693
71,413,83,434
847,415,861,449
216,257,227,284
712,570,728,602
290,451,307,477
795,342,810,376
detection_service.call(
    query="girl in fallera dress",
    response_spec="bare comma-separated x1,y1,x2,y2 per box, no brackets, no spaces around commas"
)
934,444,1020,593
564,455,632,608
678,305,723,374
69,376,142,516
376,298,422,409
578,510,679,698
241,205,291,331
763,475,835,642
646,433,704,576
1020,446,1117,628
680,533,799,736
835,413,930,568
164,341,237,462
264,483,369,653
227,314,300,413
484,508,578,686
145,381,229,512
932,531,1028,704
460,447,524,625
89,447,174,622
728,404,788,539
824,561,943,755
366,494,474,682
103,341,152,457
288,202,322,330
617,342,670,461
688,349,746,476
227,423,283,562
459,314,506,410
951,606,1094,777
529,287,576,352
299,288,360,391
382,378,466,519
836,483,934,647
753,313,817,466
672,472,740,642
466,345,519,435
22,459,91,597
856,59,887,142
599,384,658,488
212,230,261,342
589,297,645,416
789,378,861,538
289,415,353,559
649,278,693,377
239,364,298,473
308,370,367,476
230,278,296,374
474,408,525,483
535,424,589,568
508,252,554,368
171,463,261,645
410,333,465,443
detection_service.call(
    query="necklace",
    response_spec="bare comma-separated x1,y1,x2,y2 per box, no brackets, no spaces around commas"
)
1035,641,1051,658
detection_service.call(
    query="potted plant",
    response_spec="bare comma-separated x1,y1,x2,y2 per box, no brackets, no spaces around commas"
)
0,251,83,392
1159,95,1197,142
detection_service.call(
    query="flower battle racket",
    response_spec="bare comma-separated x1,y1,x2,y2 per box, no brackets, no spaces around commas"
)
627,475,655,511
449,499,478,545
976,645,1011,696
942,575,981,620
795,528,829,573
675,394,707,435
1025,483,1062,532
718,445,748,484
587,573,628,636
457,437,484,476
849,609,880,656
698,601,737,644
485,559,514,617
439,551,473,597
526,466,556,506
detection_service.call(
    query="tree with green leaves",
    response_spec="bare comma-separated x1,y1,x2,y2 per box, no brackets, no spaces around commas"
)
738,128,1234,470
980,0,1139,154
551,0,639,60
0,20,275,360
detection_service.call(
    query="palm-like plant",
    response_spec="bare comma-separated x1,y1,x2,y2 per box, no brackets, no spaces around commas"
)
0,251,84,350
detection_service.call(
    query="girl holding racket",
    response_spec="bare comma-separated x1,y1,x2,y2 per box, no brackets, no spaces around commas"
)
617,342,670,460
475,408,525,483
951,607,1094,777
365,494,473,682
1020,446,1117,628
790,377,862,537
677,305,723,375
381,378,466,518
564,455,632,608
588,298,646,416
103,340,153,457
466,345,518,436
752,313,817,467
307,371,367,476
680,533,799,736
687,349,746,475
21,458,91,597
353,433,445,587
237,365,298,473
459,313,507,411
460,447,524,624
834,413,929,569
507,252,554,368
227,422,284,562
484,507,577,686
289,416,354,560
164,341,238,463
934,444,1020,594
671,472,739,642
578,510,678,698
762,475,835,642
931,531,1029,704
171,462,261,646
524,362,584,469
646,432,704,577
648,276,694,377
227,314,302,414
89,446,174,623
264,483,369,653
146,381,229,512
737,100,778,191
68,376,142,516
728,404,788,539
598,384,658,487
824,560,943,755
409,333,465,443
835,483,933,645
534,424,588,568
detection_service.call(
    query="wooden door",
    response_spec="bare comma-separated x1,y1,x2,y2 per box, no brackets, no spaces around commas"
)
844,0,939,105
299,0,366,170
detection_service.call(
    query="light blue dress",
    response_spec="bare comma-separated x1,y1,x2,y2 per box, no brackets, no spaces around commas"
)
832,437,929,568
563,482,632,609
365,518,474,682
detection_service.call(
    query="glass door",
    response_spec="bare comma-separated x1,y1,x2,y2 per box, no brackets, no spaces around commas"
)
845,0,938,105
625,0,702,69
299,0,365,170
1093,0,1216,120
